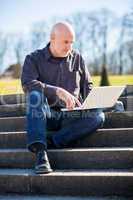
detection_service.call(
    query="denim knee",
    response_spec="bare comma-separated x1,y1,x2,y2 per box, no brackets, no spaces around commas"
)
26,90,51,117
90,109,105,121
98,111,105,125
27,90,45,107
94,110,105,127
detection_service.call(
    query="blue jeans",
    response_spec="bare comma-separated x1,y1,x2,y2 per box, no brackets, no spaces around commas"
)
26,90,105,153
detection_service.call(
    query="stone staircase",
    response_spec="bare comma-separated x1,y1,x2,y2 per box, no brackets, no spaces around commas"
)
0,85,133,199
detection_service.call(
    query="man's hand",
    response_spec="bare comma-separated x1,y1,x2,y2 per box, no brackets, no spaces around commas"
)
56,87,81,110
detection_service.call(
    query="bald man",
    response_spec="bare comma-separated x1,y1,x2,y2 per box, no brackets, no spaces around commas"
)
21,22,105,174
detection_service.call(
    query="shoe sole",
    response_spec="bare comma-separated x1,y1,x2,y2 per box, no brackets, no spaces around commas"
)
35,167,53,174
35,170,52,174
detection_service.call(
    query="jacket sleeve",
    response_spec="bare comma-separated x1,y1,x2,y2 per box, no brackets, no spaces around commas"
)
21,54,58,99
79,55,93,102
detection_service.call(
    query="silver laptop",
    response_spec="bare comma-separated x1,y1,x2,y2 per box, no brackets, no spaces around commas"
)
61,86,126,111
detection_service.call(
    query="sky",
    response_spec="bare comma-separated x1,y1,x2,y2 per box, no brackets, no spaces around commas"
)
0,0,133,33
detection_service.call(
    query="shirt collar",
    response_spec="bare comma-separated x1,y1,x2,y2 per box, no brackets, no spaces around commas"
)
45,43,52,61
45,42,74,61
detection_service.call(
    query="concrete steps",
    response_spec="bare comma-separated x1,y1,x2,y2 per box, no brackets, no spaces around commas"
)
0,101,133,117
102,112,133,128
1,195,130,200
0,116,26,132
0,128,133,149
0,169,133,196
0,111,132,132
0,94,25,105
119,96,133,111
0,104,25,117
73,128,133,147
0,148,133,169
0,97,132,117
0,86,132,198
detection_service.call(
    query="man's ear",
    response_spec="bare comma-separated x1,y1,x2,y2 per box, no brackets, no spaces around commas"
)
50,33,55,42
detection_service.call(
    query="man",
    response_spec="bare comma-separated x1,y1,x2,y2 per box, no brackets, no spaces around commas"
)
21,22,105,174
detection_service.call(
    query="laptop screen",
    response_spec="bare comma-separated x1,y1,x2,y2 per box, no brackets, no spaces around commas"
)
82,86,126,109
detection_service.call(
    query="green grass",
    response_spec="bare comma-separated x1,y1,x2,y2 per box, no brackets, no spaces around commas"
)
0,75,133,95
92,75,133,86
0,79,23,95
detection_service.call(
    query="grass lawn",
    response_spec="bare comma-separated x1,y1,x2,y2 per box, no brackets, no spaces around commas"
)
92,75,133,86
0,75,132,95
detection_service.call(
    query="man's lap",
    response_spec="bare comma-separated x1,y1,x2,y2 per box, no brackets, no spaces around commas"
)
46,108,104,131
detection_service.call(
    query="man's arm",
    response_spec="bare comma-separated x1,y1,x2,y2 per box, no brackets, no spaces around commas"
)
21,54,57,97
21,54,81,109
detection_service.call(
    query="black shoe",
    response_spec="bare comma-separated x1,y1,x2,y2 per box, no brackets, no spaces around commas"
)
35,150,53,174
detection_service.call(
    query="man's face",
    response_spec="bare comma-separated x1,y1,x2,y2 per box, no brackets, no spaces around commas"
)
52,31,75,57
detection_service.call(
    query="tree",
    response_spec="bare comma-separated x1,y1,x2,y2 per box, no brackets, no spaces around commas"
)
100,64,110,86
65,12,90,53
118,10,133,74
86,15,101,75
14,36,26,65
0,33,7,74
30,21,48,50
93,9,114,85
86,9,115,76
4,63,21,79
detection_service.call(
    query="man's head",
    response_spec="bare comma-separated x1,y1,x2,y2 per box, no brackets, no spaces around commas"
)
49,22,75,57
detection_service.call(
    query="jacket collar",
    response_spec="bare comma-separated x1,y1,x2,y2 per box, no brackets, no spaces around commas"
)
44,42,74,61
